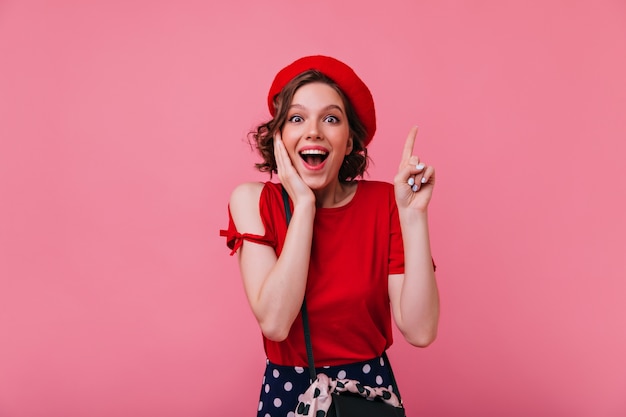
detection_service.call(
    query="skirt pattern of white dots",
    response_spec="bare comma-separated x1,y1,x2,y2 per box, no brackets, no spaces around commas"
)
256,355,398,417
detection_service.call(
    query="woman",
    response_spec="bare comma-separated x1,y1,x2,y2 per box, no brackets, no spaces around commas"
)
221,55,439,417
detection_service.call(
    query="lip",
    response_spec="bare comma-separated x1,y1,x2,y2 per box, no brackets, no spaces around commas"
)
298,145,329,153
298,146,329,171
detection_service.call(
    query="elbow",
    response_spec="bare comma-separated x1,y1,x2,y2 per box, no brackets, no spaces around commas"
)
259,320,291,342
403,327,438,348
254,305,299,342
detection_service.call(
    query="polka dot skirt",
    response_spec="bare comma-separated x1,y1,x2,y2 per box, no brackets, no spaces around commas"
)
256,355,398,417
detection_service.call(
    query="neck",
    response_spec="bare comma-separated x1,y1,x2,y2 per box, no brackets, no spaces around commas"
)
313,180,357,208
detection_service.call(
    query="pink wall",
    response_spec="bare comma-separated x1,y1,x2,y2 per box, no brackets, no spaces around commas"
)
1,1,625,416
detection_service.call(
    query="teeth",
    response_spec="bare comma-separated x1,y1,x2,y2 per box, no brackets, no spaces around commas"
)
300,149,328,155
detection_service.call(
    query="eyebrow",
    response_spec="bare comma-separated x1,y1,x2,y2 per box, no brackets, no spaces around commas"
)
288,104,345,114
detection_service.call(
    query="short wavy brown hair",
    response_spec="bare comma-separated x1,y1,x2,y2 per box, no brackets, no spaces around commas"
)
249,70,370,182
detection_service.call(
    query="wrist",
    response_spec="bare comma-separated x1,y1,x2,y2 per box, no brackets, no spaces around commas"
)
293,199,316,217
398,206,429,222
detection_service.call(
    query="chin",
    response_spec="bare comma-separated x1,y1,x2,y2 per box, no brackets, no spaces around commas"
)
300,176,330,191
303,180,327,190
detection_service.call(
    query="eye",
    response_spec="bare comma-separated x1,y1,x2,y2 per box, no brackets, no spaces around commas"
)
288,115,303,123
324,115,339,123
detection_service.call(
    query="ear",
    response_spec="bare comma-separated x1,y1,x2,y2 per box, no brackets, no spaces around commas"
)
345,136,353,155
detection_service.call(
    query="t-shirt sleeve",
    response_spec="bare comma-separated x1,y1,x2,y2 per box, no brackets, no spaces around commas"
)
219,186,276,256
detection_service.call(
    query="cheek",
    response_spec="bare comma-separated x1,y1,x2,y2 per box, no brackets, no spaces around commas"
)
338,128,352,154
346,137,354,154
281,124,300,141
279,130,299,158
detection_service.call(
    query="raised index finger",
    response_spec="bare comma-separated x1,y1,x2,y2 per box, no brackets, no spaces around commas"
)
400,126,419,167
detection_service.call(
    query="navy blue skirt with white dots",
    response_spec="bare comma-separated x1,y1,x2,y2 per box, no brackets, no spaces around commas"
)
257,355,398,417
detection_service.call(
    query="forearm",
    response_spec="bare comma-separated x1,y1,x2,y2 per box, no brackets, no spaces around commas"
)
244,203,315,341
396,209,440,346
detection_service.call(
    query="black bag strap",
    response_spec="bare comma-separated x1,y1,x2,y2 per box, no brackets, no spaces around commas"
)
281,186,402,402
281,187,317,381
300,299,317,382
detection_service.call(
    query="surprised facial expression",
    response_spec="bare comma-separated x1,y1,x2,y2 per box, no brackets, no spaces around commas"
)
280,82,353,190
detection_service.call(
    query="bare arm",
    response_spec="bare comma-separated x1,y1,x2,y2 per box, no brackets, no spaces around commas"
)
229,133,316,342
389,127,440,347
229,182,315,341
389,211,439,347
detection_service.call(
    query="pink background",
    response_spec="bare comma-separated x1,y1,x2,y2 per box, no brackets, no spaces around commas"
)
1,1,625,416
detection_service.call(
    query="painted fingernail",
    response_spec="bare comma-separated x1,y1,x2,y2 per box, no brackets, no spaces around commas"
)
408,177,415,186
416,163,425,170
412,184,419,192
421,177,427,183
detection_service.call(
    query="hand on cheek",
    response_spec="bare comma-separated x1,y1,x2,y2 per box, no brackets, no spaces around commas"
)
274,131,315,206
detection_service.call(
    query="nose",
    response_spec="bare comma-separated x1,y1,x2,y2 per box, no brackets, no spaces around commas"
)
305,120,321,140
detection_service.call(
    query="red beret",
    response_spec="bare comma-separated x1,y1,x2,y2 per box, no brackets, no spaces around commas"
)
267,55,377,147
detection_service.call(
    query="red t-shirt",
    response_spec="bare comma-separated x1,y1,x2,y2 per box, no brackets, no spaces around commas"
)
221,180,405,366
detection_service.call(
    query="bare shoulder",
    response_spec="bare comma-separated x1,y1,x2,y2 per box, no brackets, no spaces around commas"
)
230,182,265,207
229,182,266,233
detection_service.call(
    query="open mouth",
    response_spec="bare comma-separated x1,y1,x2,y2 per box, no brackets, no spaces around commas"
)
299,149,329,167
